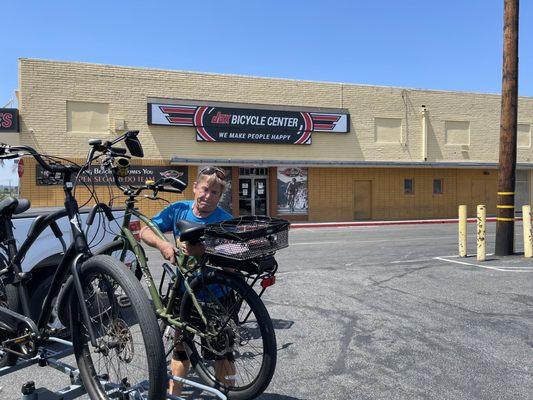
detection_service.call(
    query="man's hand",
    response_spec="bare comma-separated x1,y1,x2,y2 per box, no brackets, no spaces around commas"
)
158,241,178,263
177,240,206,257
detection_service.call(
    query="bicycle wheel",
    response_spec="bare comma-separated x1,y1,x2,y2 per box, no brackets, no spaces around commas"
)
96,238,143,281
180,270,277,400
160,319,179,365
70,255,166,399
29,274,70,338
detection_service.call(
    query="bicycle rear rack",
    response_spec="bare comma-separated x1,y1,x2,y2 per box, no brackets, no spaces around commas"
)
0,337,226,400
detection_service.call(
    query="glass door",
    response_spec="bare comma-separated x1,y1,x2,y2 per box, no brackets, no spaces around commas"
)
238,173,268,216
239,178,252,215
254,178,267,216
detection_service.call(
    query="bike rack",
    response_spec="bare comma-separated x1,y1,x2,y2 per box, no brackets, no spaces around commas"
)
0,337,226,400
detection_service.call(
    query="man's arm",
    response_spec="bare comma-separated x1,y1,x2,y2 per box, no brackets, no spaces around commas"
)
140,226,177,263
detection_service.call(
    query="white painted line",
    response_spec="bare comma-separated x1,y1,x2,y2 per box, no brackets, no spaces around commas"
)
291,235,457,246
433,256,533,272
390,258,432,264
291,241,344,246
444,253,495,259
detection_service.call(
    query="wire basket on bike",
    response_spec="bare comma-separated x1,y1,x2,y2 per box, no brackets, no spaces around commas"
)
204,216,290,261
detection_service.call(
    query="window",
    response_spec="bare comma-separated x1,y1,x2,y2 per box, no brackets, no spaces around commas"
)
433,179,443,194
404,179,414,194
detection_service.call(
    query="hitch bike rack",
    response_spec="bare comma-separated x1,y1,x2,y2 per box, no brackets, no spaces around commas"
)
0,337,226,400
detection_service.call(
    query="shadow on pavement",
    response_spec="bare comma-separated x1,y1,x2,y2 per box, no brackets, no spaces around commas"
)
272,319,294,329
259,393,306,400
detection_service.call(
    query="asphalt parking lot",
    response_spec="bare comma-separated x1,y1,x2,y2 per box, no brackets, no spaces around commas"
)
1,222,532,400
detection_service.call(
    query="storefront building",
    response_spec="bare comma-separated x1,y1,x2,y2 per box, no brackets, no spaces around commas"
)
3,58,533,221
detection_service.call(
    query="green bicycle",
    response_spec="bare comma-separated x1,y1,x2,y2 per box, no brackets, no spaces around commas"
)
90,146,288,399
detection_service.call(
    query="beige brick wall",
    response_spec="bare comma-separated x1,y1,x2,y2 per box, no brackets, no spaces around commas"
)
15,59,533,222
18,58,533,165
308,167,499,222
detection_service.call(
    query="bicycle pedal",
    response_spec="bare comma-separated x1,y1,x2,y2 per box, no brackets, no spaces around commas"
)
117,294,131,308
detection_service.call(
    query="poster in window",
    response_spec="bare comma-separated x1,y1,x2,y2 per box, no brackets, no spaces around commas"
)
277,167,308,215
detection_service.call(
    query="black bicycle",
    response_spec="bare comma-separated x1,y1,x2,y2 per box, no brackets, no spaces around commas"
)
0,131,167,399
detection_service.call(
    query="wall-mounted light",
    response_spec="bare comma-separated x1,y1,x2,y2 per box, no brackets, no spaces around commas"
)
114,119,127,132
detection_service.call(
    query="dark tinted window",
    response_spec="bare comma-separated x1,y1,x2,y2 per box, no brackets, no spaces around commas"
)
433,179,443,194
404,179,414,194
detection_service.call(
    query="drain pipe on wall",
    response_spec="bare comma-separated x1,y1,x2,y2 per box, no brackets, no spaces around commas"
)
421,105,428,161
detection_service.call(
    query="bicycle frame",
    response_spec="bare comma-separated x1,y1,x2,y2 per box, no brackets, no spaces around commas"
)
107,200,213,338
0,170,101,356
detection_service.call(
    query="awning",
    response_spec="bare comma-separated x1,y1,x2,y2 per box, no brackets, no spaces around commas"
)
170,157,533,169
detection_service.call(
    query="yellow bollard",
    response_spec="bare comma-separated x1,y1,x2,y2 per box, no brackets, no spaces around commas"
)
477,205,486,261
459,205,467,257
523,205,533,258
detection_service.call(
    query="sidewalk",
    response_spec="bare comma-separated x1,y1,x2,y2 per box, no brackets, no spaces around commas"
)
290,216,513,229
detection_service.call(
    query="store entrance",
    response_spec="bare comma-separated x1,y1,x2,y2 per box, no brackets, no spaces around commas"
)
239,168,268,216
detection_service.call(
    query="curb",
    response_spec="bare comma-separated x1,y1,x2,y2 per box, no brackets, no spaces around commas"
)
290,217,523,229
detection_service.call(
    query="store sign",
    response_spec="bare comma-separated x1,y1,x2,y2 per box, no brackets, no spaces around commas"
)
0,109,19,132
36,165,188,186
148,103,349,145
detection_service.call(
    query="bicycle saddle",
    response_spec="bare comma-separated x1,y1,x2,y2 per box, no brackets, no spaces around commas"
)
0,197,31,216
176,220,205,243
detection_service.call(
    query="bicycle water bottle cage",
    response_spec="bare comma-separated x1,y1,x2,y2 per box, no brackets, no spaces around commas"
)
176,220,205,244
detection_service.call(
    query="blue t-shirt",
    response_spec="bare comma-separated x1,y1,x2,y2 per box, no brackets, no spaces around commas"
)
151,200,232,299
152,200,232,238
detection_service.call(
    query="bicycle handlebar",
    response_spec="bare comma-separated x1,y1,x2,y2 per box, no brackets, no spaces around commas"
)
86,203,115,225
0,144,80,174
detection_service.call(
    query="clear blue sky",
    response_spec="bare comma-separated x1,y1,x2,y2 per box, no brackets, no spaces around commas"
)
1,0,532,185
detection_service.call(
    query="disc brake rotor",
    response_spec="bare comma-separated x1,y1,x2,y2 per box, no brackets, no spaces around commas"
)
107,318,134,363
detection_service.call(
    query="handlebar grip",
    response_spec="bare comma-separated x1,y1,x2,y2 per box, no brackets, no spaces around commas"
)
0,154,19,160
86,203,115,226
161,187,183,194
110,146,127,155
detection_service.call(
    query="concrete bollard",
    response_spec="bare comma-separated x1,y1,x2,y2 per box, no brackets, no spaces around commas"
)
459,205,467,257
523,205,533,258
477,205,486,261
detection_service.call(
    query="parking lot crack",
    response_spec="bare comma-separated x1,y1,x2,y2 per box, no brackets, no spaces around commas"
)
329,318,356,376
370,265,437,286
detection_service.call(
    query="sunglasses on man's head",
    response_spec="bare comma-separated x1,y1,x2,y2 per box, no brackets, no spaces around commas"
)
199,166,226,180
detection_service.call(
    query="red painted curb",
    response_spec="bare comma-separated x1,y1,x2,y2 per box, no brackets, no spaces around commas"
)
290,217,522,229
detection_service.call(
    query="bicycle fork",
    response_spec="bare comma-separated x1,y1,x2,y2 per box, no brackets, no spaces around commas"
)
69,254,98,347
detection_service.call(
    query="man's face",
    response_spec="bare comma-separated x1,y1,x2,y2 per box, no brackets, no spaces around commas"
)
193,177,223,214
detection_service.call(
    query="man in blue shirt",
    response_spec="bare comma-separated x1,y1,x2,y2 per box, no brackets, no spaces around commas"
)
140,166,233,396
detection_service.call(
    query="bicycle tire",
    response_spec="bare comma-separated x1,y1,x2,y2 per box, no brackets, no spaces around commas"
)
70,255,167,399
0,281,20,367
180,270,277,400
96,238,144,281
29,274,70,338
160,319,179,365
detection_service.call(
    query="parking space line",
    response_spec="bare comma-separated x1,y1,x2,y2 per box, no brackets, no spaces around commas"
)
433,256,533,272
390,258,433,264
291,235,456,246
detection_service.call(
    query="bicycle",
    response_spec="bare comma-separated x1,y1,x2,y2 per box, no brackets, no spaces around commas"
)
0,131,167,399
92,155,288,399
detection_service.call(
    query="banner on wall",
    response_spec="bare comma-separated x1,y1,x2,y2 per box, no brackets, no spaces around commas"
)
148,103,349,145
277,167,308,215
36,165,188,186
